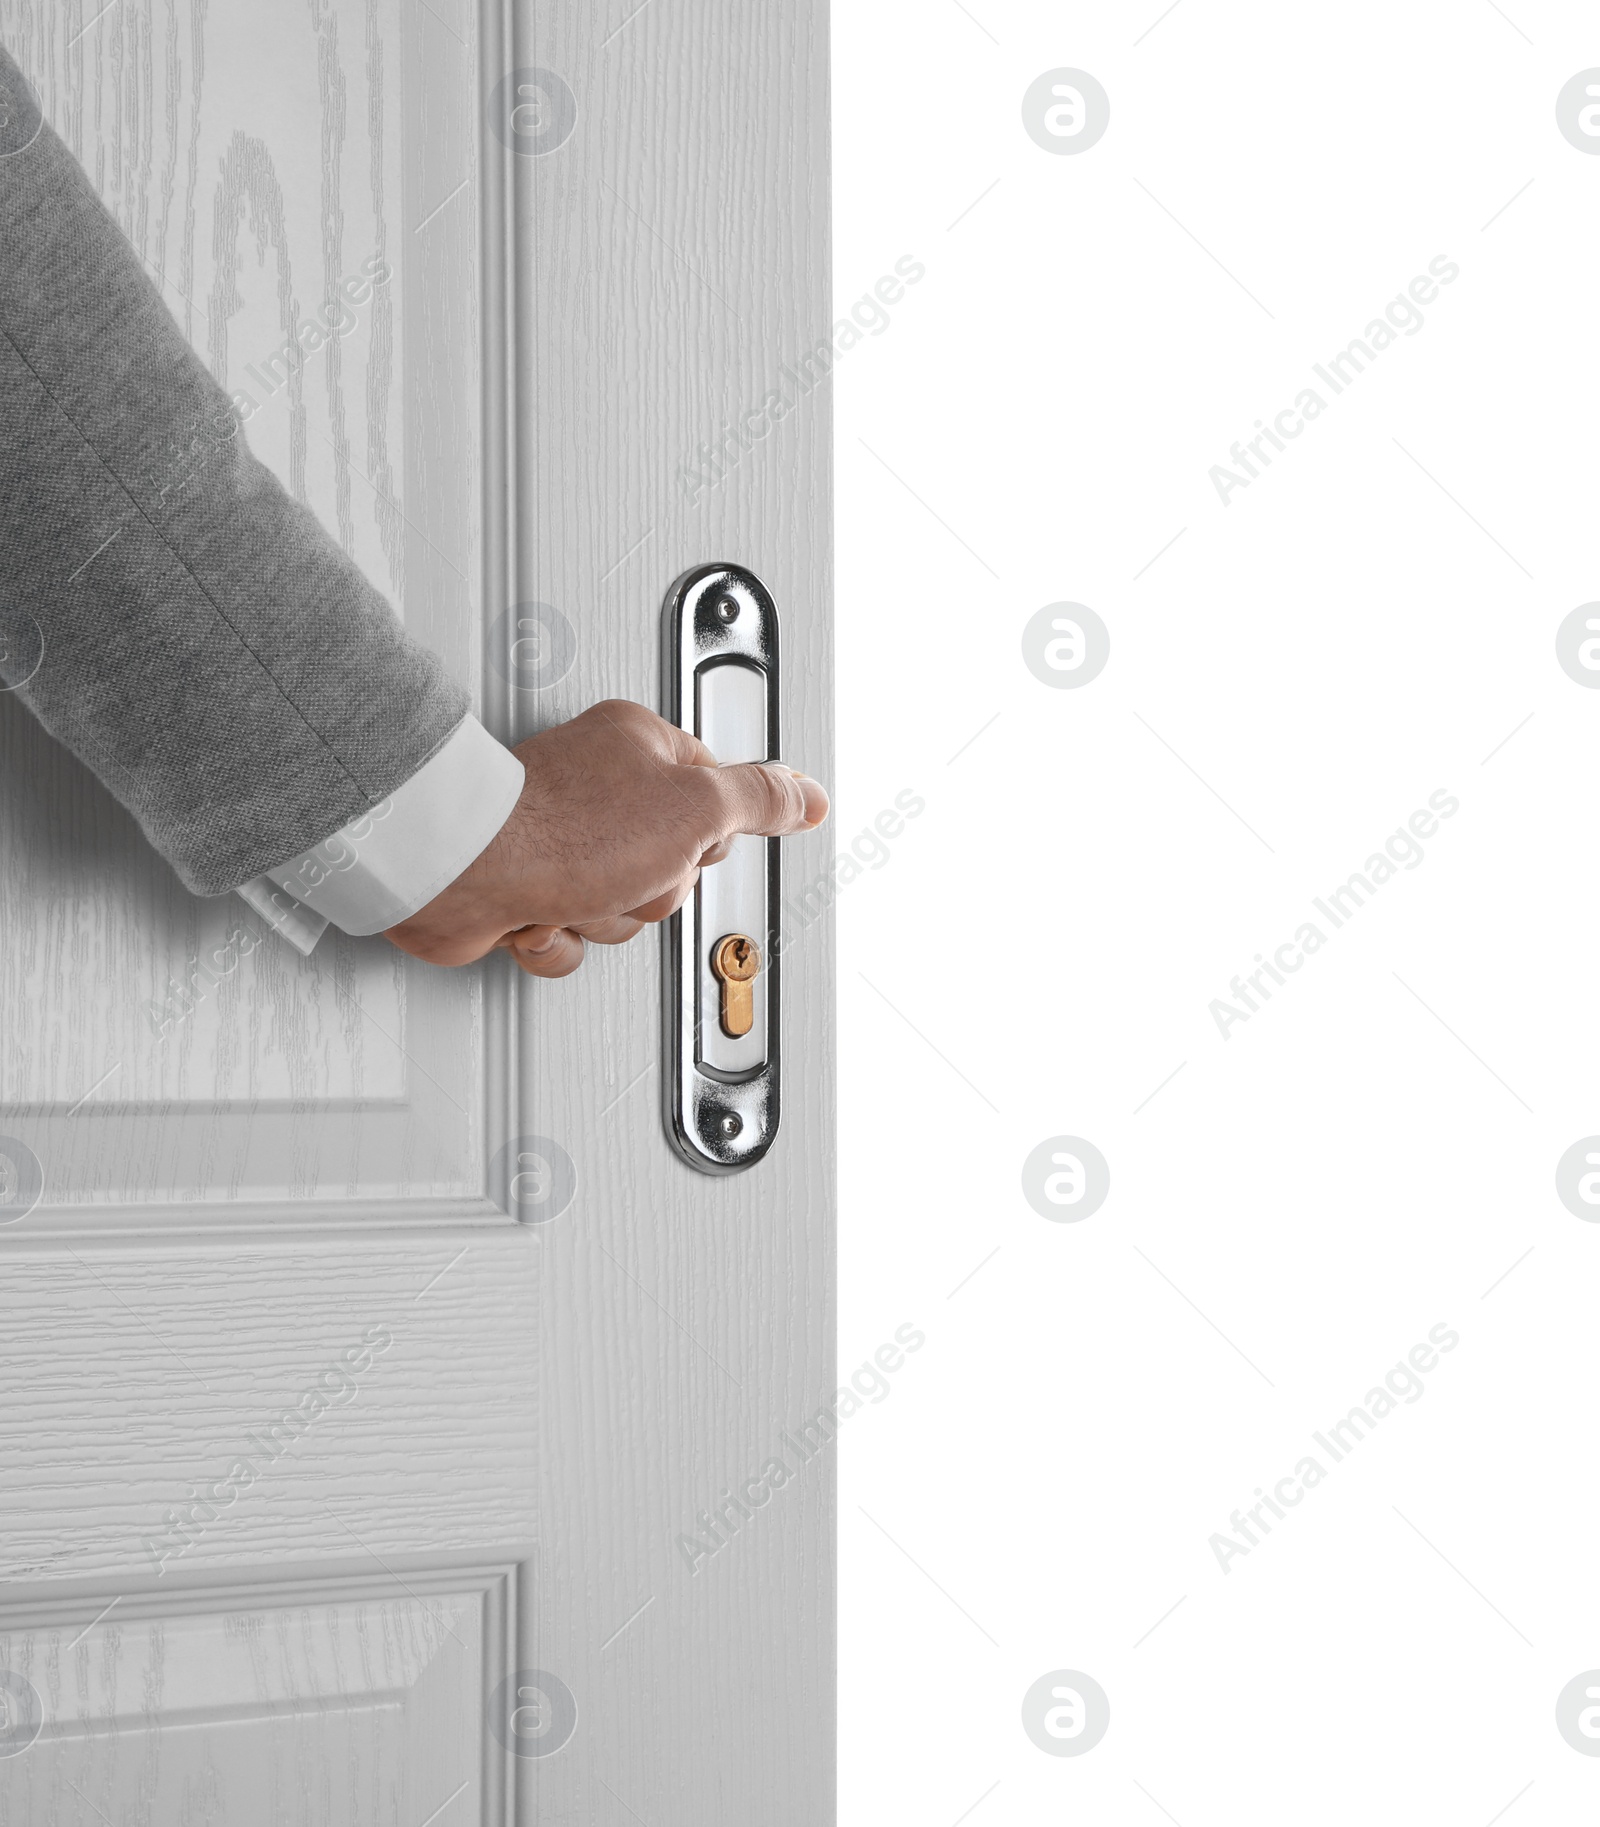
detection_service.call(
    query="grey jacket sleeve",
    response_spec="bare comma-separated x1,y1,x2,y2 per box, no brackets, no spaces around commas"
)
0,45,468,897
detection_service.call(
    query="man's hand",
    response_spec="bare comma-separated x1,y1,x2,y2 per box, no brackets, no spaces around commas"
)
384,700,828,976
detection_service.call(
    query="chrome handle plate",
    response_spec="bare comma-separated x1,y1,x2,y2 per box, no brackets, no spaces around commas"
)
661,563,780,1174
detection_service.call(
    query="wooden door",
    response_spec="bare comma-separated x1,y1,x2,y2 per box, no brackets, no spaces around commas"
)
0,2,833,1822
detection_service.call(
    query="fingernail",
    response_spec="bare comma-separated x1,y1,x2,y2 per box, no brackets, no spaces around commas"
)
793,773,829,827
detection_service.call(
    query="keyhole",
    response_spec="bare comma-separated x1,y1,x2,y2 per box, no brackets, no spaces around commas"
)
711,933,760,1039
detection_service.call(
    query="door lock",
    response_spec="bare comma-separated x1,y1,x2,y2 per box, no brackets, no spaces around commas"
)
661,564,781,1174
711,933,760,1038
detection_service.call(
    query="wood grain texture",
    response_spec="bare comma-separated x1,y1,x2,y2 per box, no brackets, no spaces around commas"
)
0,0,833,1820
0,1240,539,1577
505,2,837,1821
0,0,487,1212
0,1233,538,1822
0,1559,521,1825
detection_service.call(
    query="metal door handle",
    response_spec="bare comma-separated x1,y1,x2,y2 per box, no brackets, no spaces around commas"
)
661,563,780,1174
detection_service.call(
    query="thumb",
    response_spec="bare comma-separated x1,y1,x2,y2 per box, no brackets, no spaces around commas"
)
707,761,829,839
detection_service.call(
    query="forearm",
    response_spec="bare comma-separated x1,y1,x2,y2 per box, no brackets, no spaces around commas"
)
0,44,466,896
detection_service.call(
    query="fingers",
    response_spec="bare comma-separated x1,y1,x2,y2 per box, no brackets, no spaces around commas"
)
699,761,830,840
586,699,717,769
625,870,698,926
569,914,644,945
498,896,673,972
664,726,719,770
782,766,830,829
698,839,733,867
583,702,828,837
497,882,688,971
500,924,586,978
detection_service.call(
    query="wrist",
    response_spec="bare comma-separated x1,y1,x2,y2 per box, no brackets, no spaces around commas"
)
386,772,531,964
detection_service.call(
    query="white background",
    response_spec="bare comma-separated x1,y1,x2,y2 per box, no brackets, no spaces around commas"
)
834,2,1600,1820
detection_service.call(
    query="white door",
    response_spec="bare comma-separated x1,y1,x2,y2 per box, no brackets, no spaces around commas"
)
0,2,833,1821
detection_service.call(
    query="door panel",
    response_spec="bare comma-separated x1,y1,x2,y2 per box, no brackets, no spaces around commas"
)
0,0,489,1221
0,0,833,1820
512,2,834,1817
0,1563,516,1826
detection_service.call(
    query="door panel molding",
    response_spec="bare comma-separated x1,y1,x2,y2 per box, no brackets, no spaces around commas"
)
0,1551,535,1824
0,0,506,1233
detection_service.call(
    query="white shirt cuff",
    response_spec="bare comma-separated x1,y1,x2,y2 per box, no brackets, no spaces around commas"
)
233,716,524,951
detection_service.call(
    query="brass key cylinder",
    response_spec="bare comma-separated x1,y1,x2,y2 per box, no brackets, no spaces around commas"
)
711,933,760,1038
